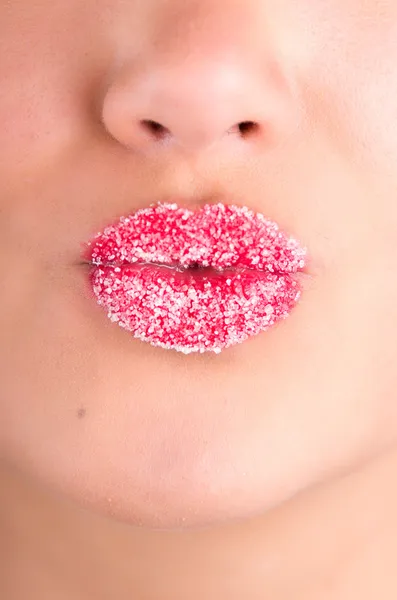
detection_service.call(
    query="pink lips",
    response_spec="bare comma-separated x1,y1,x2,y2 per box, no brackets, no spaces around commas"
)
84,202,307,354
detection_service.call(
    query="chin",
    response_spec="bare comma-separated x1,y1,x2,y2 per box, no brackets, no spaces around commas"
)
32,438,362,531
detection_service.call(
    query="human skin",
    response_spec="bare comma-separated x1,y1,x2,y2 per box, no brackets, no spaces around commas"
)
2,0,397,596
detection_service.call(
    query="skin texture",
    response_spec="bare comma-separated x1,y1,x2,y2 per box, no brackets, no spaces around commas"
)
2,0,397,597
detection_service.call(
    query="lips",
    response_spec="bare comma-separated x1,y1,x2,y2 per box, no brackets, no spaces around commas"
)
84,202,308,354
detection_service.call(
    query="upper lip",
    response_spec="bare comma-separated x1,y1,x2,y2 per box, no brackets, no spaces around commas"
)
83,201,308,275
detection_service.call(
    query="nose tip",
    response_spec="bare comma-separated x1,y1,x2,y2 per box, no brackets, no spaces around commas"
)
100,15,296,156
101,59,269,154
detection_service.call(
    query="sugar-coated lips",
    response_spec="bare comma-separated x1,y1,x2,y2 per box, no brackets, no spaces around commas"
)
83,202,308,354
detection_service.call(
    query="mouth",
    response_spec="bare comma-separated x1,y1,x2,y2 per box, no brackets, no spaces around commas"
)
82,202,308,354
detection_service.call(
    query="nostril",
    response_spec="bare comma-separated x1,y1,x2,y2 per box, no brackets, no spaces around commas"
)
226,121,260,138
140,119,170,138
139,119,260,145
238,121,259,136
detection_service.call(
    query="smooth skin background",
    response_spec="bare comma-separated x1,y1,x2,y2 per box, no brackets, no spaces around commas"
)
2,0,397,598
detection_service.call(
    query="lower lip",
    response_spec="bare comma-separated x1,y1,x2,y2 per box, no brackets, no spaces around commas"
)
88,261,303,355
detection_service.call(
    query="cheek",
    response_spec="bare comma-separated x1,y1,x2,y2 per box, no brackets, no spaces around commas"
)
0,2,109,175
0,50,70,173
304,5,397,175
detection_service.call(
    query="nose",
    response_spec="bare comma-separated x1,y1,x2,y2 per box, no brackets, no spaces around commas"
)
100,4,298,156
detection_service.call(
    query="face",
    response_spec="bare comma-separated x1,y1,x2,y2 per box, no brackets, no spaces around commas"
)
1,0,397,530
